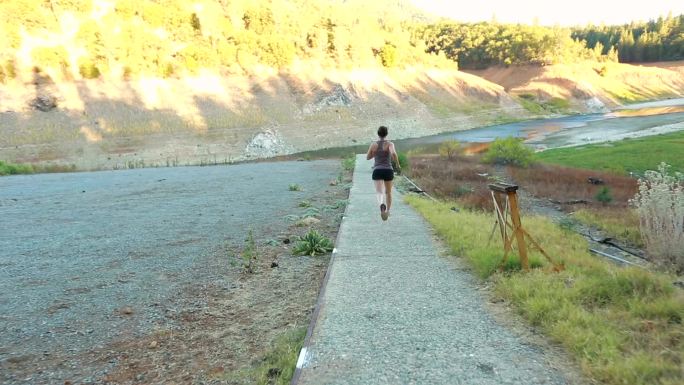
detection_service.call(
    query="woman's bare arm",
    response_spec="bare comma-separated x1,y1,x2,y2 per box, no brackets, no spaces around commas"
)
366,142,377,160
389,142,400,170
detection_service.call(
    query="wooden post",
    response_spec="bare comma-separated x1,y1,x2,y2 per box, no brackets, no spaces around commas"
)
507,191,529,271
488,182,561,272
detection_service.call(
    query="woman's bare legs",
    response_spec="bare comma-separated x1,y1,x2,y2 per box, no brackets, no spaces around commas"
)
384,180,393,213
374,180,386,206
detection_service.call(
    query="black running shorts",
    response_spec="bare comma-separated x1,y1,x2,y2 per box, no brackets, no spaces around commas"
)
372,169,394,181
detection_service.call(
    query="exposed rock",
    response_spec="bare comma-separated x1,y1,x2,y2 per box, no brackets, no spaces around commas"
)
119,306,134,315
244,129,291,158
30,94,57,112
585,96,608,113
303,84,356,114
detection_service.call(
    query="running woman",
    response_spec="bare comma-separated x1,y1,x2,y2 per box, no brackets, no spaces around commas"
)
366,125,400,221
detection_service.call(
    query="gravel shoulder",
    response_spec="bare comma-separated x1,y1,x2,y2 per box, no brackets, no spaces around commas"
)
0,159,349,384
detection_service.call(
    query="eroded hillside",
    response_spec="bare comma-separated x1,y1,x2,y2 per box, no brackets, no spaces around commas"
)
2,61,684,170
0,65,525,169
466,61,684,111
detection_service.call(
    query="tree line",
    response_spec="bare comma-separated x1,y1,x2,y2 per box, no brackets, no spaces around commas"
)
572,13,684,63
417,22,618,69
0,0,681,81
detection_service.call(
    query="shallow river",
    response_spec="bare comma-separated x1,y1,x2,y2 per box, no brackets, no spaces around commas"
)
300,98,684,156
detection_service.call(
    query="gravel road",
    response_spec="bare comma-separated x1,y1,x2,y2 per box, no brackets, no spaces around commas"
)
0,160,339,384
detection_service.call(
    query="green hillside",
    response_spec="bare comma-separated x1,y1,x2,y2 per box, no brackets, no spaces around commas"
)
1,0,682,81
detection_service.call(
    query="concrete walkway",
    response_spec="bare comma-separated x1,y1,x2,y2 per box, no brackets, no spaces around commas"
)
294,155,572,385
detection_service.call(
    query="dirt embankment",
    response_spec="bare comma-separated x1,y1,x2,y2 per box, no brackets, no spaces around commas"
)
0,66,522,170
2,61,684,170
465,61,684,111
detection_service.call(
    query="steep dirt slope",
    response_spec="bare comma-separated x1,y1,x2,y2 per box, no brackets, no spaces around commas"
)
2,61,684,170
0,66,524,169
466,61,684,111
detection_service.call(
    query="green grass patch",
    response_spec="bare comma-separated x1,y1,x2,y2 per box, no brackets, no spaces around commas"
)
573,208,643,247
0,160,34,175
405,195,683,385
536,131,684,174
0,160,77,176
341,153,356,172
245,327,307,385
518,94,571,114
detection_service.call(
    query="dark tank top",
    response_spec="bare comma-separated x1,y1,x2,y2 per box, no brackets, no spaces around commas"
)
373,139,393,170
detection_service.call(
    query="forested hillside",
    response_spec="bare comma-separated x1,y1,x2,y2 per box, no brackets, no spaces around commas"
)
0,0,446,81
572,13,684,63
418,22,615,69
1,0,682,81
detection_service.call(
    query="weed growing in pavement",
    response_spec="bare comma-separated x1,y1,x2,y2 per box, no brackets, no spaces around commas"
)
298,200,312,208
406,195,683,385
284,214,300,222
288,184,302,191
301,207,320,218
322,199,347,212
242,229,258,273
293,230,333,256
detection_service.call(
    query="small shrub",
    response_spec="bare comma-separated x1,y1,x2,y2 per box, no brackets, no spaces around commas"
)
379,43,398,67
396,151,409,171
298,200,312,208
79,61,101,79
546,97,570,112
454,184,473,197
482,137,534,167
288,184,302,191
630,162,684,272
293,230,333,256
596,187,613,205
301,207,320,218
558,217,576,232
438,140,461,159
242,229,258,273
341,153,355,172
0,160,34,175
284,214,300,222
597,65,608,77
